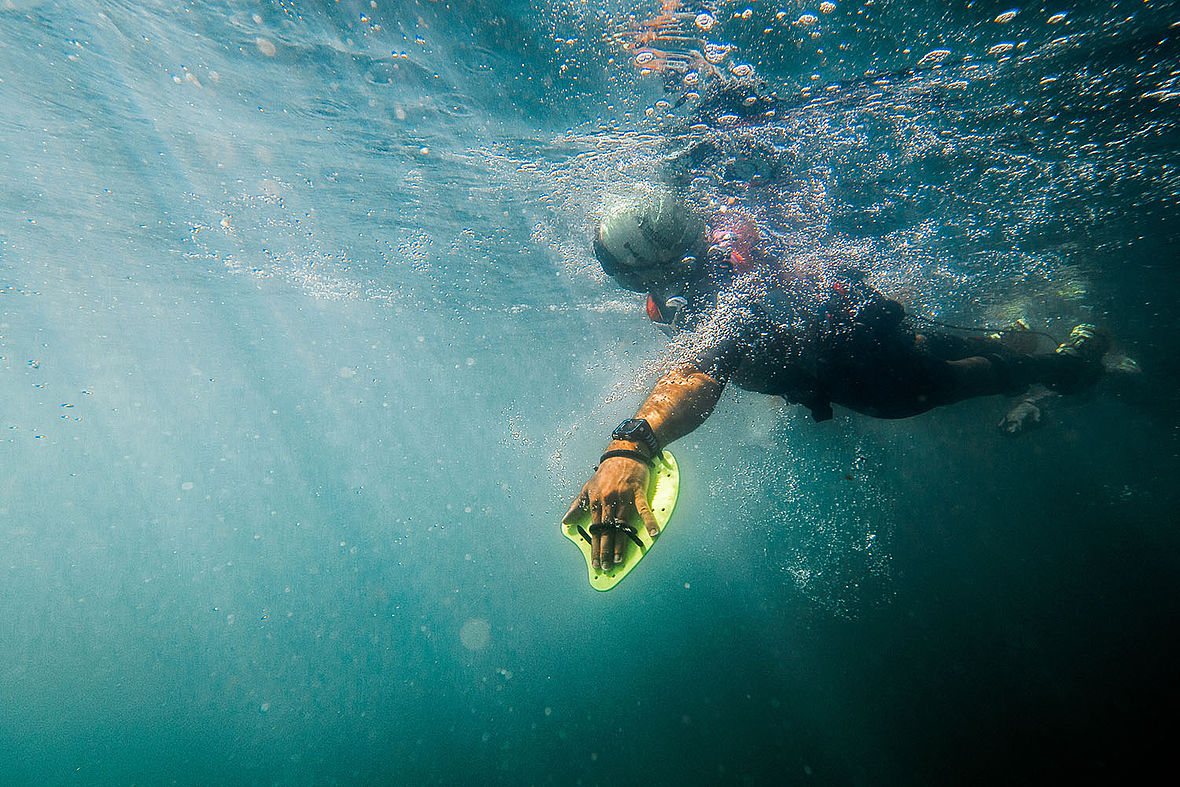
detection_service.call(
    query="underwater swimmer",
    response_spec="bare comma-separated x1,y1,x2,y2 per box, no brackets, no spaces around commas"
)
563,184,1111,571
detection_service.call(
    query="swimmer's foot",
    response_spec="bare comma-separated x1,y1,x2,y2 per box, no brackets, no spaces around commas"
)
1048,323,1110,394
1056,323,1110,363
999,398,1043,435
1104,353,1141,375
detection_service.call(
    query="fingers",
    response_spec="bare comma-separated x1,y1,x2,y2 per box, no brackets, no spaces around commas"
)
613,538,625,568
562,483,590,525
599,530,617,572
570,482,617,572
634,492,660,538
598,499,617,572
605,496,645,570
590,498,610,572
566,461,652,572
594,530,625,571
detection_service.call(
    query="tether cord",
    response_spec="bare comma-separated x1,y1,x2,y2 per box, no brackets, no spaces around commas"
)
909,312,1061,346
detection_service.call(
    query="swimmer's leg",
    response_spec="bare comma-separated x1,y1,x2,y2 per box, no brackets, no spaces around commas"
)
848,325,1108,418
917,324,1037,361
934,345,1106,405
884,337,1106,416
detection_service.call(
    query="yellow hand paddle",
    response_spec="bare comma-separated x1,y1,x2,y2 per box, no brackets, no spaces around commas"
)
562,451,680,591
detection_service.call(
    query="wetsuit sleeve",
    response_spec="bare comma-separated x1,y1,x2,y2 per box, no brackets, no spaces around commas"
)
686,330,744,384
675,292,763,384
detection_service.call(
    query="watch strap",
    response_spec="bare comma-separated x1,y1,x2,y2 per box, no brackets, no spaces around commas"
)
612,418,660,456
599,449,654,467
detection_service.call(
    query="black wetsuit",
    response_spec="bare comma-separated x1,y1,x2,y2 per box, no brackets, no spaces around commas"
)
648,265,1087,421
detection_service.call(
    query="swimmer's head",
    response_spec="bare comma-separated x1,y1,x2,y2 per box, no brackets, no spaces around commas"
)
593,184,706,292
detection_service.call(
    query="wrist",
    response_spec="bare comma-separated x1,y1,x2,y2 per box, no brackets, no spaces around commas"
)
605,438,653,458
599,448,654,468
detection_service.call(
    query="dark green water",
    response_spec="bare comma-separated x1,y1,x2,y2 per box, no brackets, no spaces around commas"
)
1,0,1177,784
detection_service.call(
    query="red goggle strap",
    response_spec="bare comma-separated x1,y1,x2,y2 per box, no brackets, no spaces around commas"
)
646,294,665,322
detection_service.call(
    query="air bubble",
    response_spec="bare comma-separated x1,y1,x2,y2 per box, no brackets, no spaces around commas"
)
704,43,731,64
917,49,951,66
460,618,491,650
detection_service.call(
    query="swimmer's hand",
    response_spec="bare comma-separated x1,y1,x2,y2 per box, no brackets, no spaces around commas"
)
562,456,659,572
999,385,1056,435
561,365,721,571
1000,400,1042,435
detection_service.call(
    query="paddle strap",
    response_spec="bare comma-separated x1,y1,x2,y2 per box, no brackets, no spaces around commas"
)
578,521,645,549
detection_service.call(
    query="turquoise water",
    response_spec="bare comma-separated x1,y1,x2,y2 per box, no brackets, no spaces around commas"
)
2,1,1178,784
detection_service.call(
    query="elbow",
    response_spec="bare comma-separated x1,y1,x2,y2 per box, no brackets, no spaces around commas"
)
671,363,725,395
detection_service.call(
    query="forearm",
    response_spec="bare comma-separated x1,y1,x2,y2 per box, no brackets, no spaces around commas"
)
607,363,724,455
573,363,722,565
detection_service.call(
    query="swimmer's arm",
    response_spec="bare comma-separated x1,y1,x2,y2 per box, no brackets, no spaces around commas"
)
612,334,741,454
564,363,724,571
610,363,724,454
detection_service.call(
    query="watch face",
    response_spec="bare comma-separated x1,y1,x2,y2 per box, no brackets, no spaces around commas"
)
616,419,644,437
614,420,656,453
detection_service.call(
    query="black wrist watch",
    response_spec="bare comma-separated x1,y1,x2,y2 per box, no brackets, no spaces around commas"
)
611,418,660,456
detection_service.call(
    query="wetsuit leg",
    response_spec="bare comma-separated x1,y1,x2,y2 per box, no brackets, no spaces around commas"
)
924,351,1101,408
939,356,1010,399
919,331,1013,361
829,315,1102,418
852,354,1005,417
845,350,1100,418
982,352,1102,396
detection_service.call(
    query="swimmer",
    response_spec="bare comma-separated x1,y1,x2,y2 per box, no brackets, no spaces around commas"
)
563,184,1111,571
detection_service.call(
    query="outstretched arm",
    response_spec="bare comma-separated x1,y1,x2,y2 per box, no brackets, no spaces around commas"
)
562,363,723,572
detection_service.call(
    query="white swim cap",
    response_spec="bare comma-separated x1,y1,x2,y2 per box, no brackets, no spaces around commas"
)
593,184,705,291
